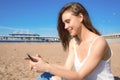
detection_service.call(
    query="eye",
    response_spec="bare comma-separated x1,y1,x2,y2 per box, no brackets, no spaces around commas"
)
65,19,70,23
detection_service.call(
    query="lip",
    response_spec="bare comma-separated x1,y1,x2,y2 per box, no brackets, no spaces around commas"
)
67,29,72,34
66,27,72,34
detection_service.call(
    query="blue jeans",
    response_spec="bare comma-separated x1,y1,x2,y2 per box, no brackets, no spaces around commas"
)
36,72,64,80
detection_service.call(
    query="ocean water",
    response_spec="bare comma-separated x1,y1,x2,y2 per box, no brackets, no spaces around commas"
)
106,38,120,44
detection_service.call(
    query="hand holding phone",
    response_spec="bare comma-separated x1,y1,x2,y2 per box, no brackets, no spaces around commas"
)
26,53,38,62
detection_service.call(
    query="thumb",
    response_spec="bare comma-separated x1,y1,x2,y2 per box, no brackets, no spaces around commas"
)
36,54,42,58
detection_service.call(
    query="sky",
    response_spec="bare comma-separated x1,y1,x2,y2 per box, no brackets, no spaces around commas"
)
0,0,120,36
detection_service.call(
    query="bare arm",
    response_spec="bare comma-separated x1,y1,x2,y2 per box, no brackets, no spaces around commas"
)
49,38,75,80
64,38,75,70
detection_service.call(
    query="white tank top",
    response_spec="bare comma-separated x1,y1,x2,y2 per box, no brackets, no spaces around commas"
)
74,36,114,80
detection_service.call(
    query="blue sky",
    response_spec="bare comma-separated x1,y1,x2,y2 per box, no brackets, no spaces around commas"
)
0,0,120,36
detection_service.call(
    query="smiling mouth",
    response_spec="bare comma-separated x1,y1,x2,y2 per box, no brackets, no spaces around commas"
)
66,28,73,34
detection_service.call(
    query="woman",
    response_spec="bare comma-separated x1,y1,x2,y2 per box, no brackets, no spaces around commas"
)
26,2,114,80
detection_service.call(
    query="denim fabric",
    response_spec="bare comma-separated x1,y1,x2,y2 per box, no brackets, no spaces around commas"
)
36,72,54,80
36,72,65,80
61,77,65,80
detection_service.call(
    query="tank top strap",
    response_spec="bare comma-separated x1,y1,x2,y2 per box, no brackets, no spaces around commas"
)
73,39,81,67
73,43,77,56
73,39,77,54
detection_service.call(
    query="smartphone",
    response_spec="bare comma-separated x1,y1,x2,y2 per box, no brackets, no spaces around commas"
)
26,53,38,62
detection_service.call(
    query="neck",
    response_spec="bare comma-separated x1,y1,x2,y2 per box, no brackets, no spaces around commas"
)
77,25,96,42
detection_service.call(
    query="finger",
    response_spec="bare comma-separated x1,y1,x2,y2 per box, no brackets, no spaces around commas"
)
29,64,33,71
38,54,42,58
32,67,36,71
29,61,36,70
35,54,42,58
24,57,30,60
25,57,38,62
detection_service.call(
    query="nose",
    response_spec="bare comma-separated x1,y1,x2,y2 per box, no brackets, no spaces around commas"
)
64,24,69,29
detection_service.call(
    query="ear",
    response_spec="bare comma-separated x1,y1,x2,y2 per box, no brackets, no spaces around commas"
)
78,13,83,22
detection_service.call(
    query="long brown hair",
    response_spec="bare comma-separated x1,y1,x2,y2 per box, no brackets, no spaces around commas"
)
57,2,101,51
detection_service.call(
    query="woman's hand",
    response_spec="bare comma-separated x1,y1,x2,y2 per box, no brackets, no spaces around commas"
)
25,54,49,73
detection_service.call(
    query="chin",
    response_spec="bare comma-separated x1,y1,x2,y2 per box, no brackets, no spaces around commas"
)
70,33,77,37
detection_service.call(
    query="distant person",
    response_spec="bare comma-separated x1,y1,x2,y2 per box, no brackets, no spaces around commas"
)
25,2,114,80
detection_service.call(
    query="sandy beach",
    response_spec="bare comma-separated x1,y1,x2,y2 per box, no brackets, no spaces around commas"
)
0,41,120,80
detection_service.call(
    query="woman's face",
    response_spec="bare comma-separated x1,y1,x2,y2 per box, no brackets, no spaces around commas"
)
62,11,83,36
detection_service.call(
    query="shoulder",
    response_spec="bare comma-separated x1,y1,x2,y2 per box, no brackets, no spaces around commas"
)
91,36,108,56
93,36,107,47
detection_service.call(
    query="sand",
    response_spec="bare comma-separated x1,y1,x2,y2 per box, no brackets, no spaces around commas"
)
0,42,120,80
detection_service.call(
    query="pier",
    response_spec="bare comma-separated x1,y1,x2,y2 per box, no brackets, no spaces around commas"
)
0,33,60,42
